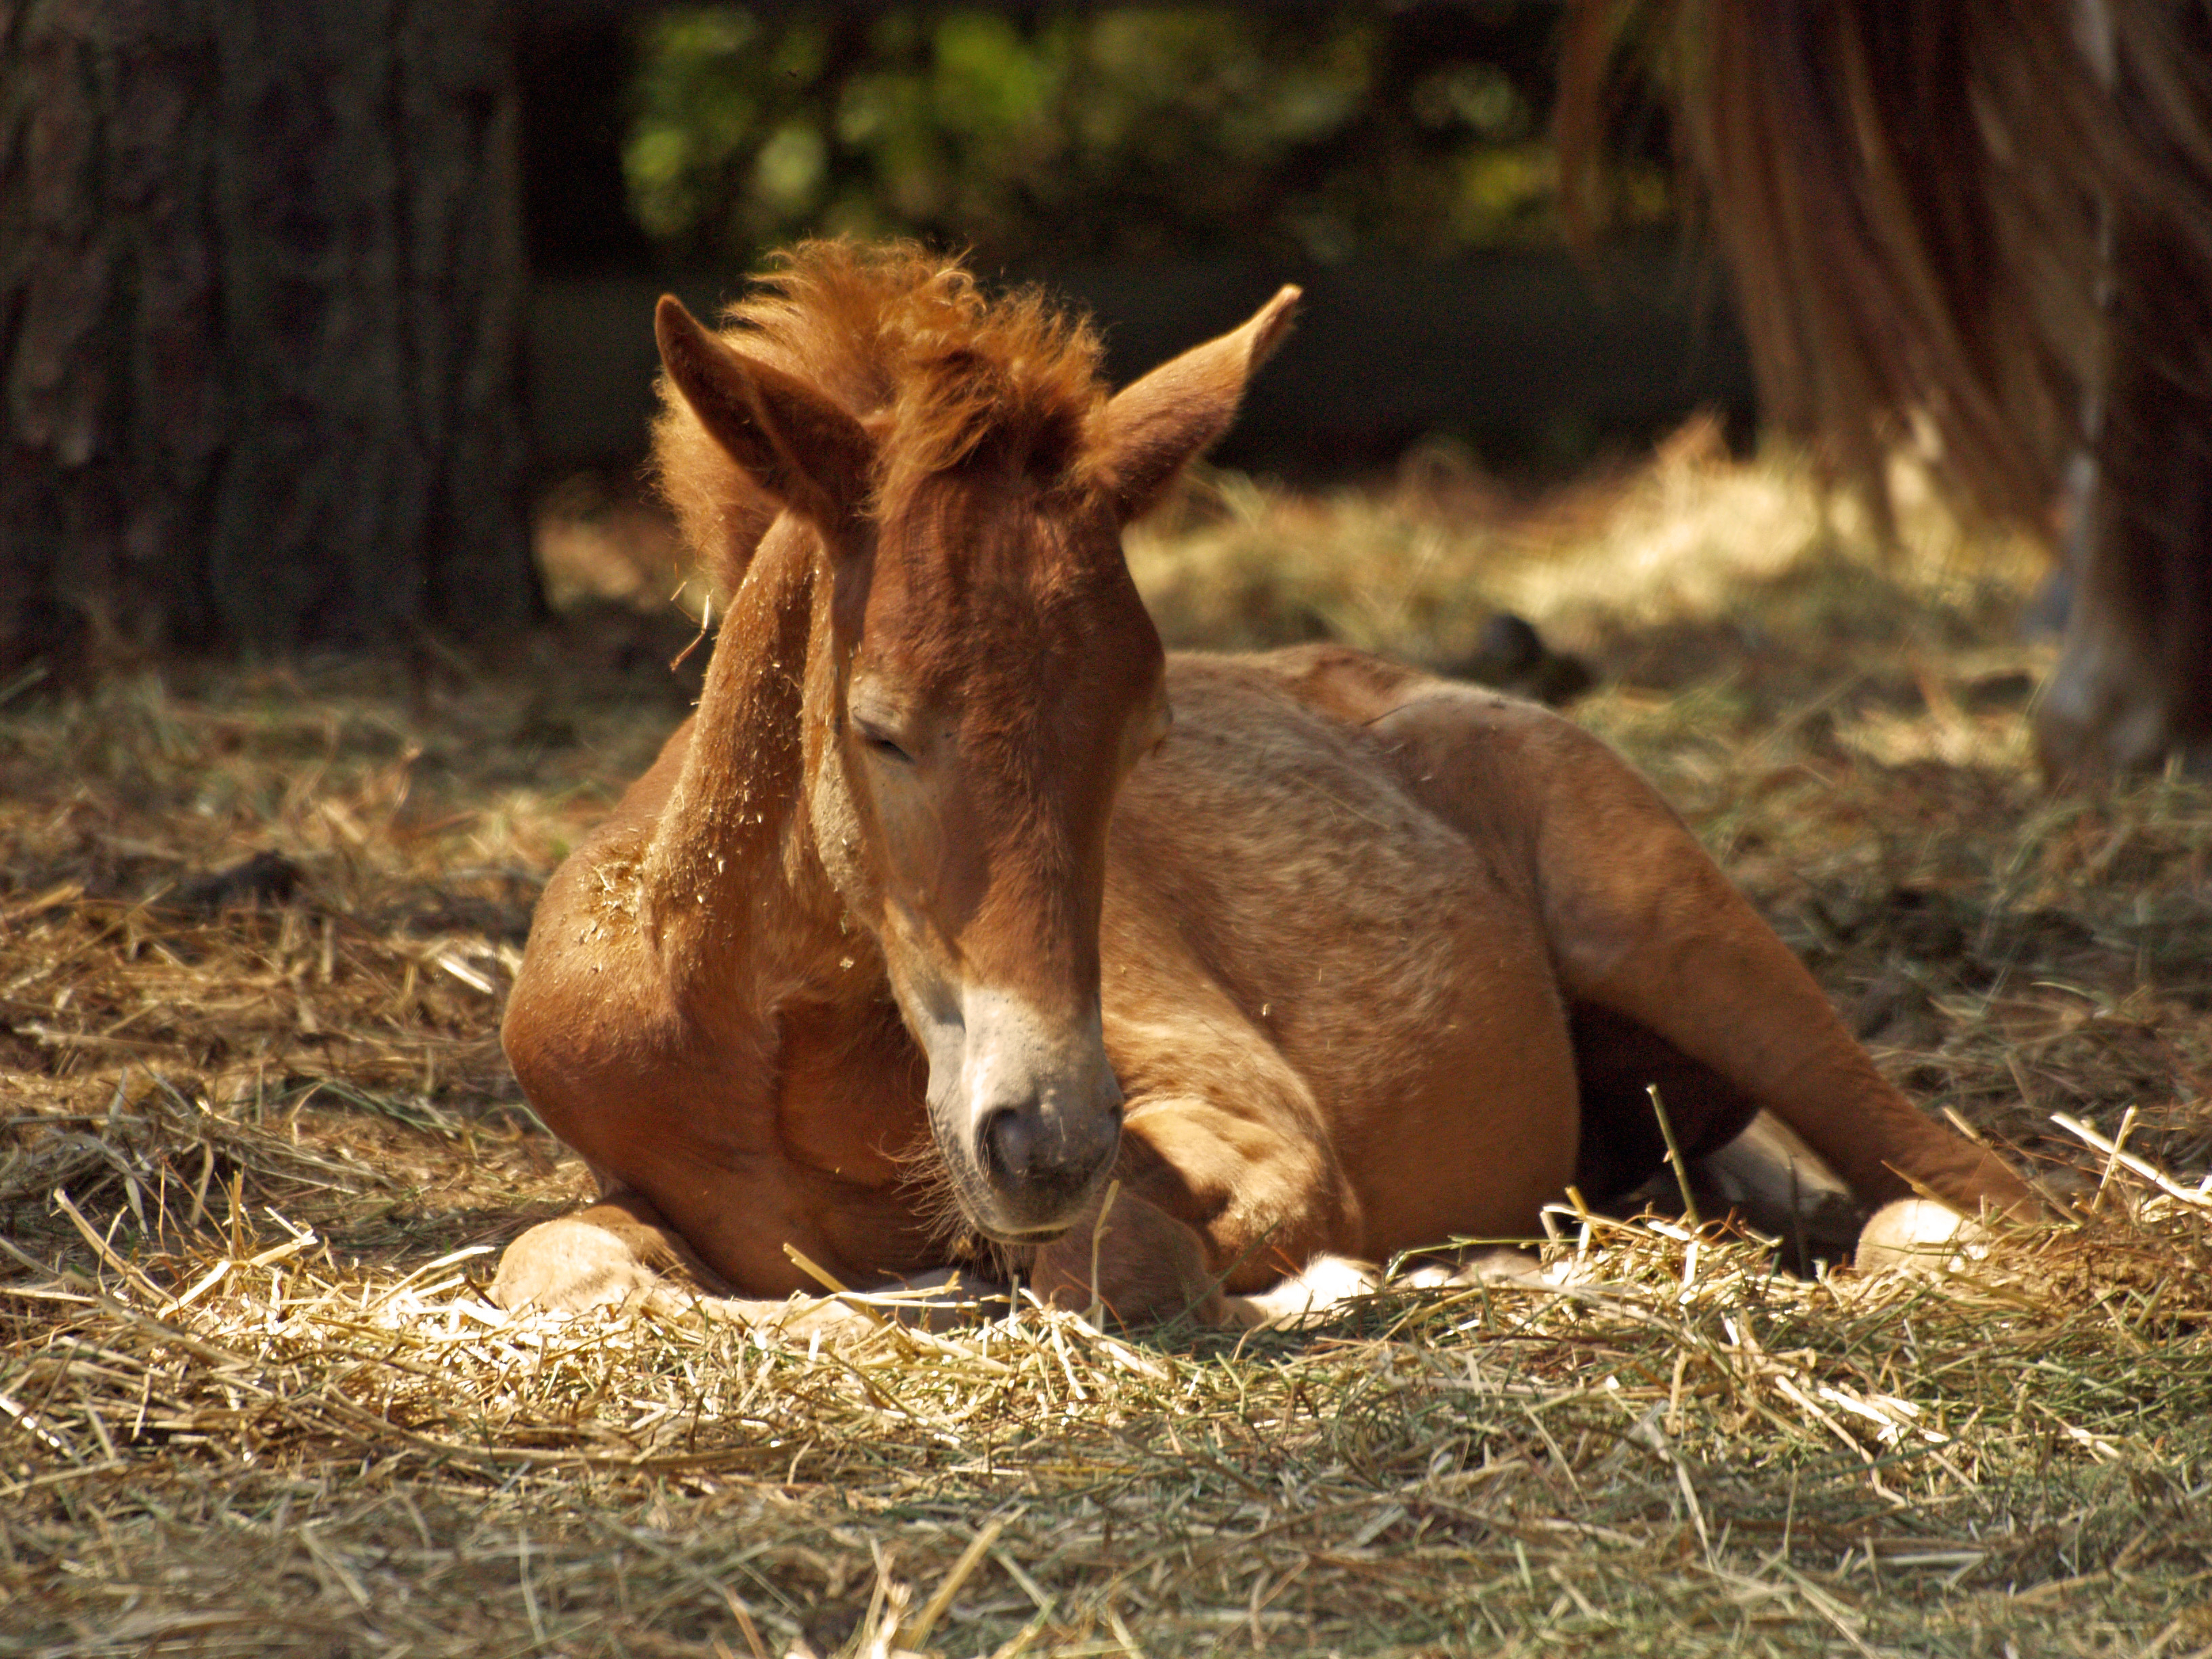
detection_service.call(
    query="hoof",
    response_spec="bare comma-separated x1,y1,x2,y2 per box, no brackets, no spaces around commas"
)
491,1216,665,1313
1853,1198,1990,1277
1696,1111,1864,1272
1399,1246,1551,1290
1223,1254,1380,1329
1440,1246,1553,1288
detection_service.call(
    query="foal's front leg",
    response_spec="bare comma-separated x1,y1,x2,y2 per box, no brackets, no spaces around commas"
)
492,1189,730,1313
491,1192,887,1339
1024,1183,1231,1327
1025,1090,1357,1327
1029,1200,1395,1330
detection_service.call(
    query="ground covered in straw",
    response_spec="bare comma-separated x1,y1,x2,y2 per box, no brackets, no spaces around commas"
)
3,439,2210,1657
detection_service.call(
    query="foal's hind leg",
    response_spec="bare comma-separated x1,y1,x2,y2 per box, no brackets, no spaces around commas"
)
1371,689,2036,1221
1569,1006,1864,1263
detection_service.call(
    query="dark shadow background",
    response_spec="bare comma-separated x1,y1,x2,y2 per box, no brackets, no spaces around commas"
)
518,1,1751,482
1,0,1750,667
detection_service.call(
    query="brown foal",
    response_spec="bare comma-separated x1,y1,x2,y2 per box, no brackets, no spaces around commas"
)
495,242,2033,1326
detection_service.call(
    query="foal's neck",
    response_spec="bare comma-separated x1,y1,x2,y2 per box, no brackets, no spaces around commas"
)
638,517,846,994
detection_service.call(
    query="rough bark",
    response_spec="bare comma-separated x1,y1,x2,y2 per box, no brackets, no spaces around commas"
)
1,0,536,669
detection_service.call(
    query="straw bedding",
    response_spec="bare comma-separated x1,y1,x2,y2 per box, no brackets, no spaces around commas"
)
3,445,2208,1656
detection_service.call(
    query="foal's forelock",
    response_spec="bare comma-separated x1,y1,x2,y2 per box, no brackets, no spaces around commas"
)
657,241,1110,603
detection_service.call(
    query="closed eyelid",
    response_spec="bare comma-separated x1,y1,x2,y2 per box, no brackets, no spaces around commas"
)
846,686,937,760
845,679,912,731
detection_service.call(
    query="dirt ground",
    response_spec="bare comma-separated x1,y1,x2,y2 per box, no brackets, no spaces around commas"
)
3,438,2209,1657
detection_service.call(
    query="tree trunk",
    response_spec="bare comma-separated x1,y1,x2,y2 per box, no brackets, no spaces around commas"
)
1,0,536,670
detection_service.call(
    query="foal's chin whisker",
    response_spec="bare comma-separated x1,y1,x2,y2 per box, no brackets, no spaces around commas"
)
888,1139,1025,1284
888,1136,977,1245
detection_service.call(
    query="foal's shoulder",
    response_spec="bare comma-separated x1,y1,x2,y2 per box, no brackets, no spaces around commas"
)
528,716,697,936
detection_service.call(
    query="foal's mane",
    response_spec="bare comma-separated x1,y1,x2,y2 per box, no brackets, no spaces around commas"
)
655,241,1109,600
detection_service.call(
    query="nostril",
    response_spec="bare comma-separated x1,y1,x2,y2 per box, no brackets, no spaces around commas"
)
973,1084,1123,1205
977,1104,1035,1183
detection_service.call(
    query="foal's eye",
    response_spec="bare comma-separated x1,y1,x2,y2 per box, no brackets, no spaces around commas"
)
855,722,914,764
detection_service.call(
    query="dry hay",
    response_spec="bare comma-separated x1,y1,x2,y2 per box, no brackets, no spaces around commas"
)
3,441,2209,1657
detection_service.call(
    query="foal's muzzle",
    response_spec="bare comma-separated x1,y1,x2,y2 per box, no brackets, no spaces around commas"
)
928,988,1124,1242
972,1083,1124,1238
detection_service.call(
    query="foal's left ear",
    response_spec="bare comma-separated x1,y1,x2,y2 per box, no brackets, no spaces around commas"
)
655,295,875,531
1096,285,1300,524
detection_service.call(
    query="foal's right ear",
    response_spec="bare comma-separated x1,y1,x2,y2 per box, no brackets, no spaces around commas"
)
1095,284,1300,524
655,296,874,531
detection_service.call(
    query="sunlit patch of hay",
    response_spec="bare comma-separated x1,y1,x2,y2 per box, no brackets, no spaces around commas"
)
1487,433,1828,628
533,471,692,615
1126,423,2053,674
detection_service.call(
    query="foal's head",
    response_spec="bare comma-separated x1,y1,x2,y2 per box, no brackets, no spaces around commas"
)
655,245,1296,1244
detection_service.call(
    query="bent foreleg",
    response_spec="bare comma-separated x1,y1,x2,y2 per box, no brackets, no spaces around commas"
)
491,1191,890,1340
1025,1092,1356,1327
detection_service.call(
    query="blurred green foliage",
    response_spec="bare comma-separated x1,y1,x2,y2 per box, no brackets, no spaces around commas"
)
625,4,1668,266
